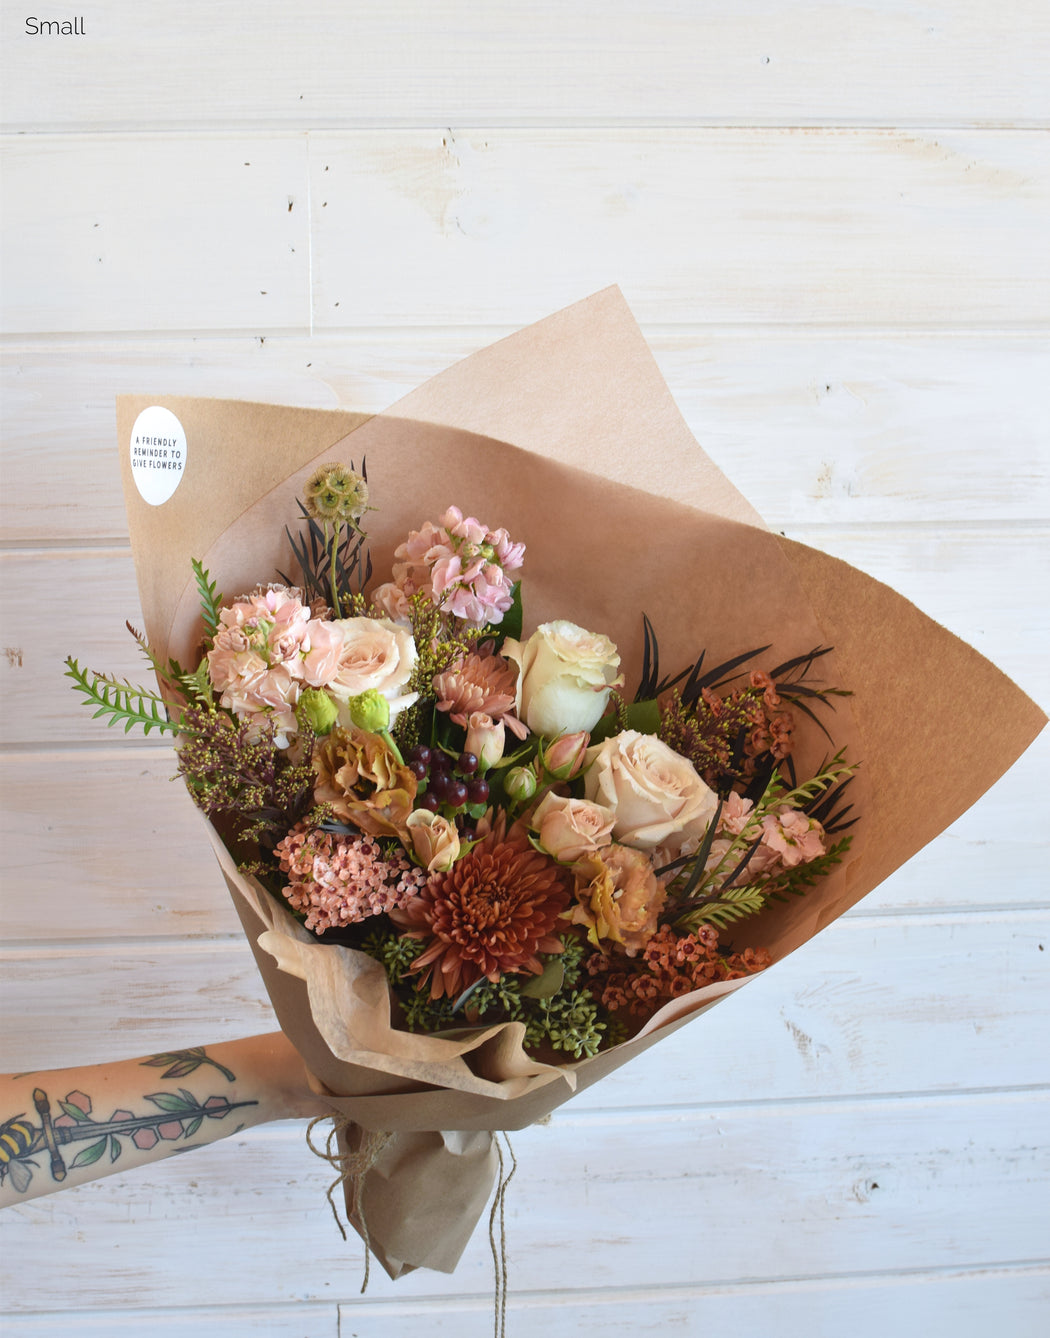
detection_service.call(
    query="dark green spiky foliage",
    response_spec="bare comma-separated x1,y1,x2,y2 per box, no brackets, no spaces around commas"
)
176,707,318,846
281,501,372,614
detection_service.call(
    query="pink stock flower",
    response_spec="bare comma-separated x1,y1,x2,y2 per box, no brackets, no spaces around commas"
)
206,585,343,745
382,506,525,630
760,807,827,867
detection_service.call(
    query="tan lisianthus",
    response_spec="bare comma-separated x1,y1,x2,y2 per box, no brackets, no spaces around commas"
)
568,843,666,957
313,726,417,841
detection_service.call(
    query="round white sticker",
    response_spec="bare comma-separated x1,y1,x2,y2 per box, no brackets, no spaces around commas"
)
129,406,187,506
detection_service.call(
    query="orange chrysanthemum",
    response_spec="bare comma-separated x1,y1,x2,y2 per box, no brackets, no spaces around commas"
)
391,822,572,1000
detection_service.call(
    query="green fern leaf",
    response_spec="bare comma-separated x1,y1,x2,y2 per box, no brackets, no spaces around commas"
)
191,558,223,643
64,658,180,737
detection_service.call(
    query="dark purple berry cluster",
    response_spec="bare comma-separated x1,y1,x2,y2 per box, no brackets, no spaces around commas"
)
405,745,490,833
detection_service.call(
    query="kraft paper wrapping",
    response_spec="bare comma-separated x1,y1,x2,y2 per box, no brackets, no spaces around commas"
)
116,288,1046,1278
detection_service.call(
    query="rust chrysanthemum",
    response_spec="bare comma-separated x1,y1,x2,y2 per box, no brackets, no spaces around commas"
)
391,820,572,1000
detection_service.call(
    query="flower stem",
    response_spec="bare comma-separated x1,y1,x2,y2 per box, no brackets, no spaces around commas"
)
328,520,342,618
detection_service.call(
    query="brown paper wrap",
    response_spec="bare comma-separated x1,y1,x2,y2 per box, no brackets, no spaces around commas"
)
116,288,1045,1278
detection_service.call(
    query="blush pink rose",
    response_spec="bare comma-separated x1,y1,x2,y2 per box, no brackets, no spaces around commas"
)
531,791,615,863
584,730,719,857
327,617,419,723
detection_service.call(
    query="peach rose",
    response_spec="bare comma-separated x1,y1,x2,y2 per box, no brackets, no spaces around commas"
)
531,791,615,863
406,810,462,872
583,730,719,857
465,711,506,769
327,616,418,722
503,620,621,736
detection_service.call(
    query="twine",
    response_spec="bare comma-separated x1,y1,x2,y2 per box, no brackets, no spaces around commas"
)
307,1115,517,1333
306,1114,392,1293
488,1131,517,1338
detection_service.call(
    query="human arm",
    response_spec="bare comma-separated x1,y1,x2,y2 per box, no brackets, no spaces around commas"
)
0,1031,331,1206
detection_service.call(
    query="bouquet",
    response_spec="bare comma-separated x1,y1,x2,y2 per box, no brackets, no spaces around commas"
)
68,290,1046,1279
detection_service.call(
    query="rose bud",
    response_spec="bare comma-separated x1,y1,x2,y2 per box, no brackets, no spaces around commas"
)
406,809,461,872
541,730,589,780
504,765,538,803
465,711,506,770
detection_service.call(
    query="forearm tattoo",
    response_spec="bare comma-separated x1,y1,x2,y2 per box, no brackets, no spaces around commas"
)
1,1048,257,1196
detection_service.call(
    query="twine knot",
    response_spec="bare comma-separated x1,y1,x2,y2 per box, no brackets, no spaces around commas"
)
306,1113,392,1292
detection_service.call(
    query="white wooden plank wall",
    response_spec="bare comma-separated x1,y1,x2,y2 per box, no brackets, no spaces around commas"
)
2,4,1048,1334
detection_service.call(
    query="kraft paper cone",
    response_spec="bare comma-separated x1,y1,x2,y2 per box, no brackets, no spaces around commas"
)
116,288,1046,1276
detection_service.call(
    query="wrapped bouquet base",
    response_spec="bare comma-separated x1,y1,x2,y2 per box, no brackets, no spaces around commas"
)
114,289,1045,1276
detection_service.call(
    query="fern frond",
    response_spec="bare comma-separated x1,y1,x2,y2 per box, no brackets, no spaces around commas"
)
125,621,190,698
675,883,769,932
64,658,180,736
191,559,223,644
179,658,215,705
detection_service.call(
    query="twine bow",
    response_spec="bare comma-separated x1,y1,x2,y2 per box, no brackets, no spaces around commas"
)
307,1117,517,1336
306,1113,392,1293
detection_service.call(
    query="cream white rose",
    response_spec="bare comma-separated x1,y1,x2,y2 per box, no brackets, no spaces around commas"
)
531,791,615,863
583,730,719,856
327,616,418,723
503,620,621,736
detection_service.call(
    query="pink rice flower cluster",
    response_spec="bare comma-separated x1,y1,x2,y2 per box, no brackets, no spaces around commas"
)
374,506,525,629
275,822,428,935
207,586,343,744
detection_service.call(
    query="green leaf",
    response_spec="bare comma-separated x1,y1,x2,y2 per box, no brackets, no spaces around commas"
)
183,1117,203,1139
58,1099,91,1122
71,1137,108,1169
519,958,565,999
146,1091,195,1114
108,1136,121,1164
495,581,523,646
623,698,661,735
588,711,619,745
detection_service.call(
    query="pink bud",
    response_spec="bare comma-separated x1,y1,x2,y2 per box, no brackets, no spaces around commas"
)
542,730,590,780
465,711,506,770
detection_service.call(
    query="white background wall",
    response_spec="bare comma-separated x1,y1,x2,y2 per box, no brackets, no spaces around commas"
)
1,3,1047,1334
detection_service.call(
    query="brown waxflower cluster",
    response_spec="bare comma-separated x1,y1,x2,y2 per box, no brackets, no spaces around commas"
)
660,670,796,792
391,816,572,1000
585,924,772,1019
